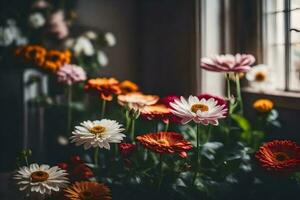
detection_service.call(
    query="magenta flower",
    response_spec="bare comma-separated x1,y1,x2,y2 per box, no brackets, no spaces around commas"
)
200,53,255,73
57,64,87,85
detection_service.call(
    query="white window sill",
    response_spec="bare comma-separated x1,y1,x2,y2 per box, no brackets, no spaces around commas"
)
242,87,300,110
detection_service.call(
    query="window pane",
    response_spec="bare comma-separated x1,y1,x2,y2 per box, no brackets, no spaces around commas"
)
291,10,300,44
268,45,286,90
290,43,300,91
291,0,300,9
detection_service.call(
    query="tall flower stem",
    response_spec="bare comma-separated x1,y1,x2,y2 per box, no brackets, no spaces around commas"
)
100,99,106,118
158,154,163,190
193,123,201,184
206,125,212,142
94,147,99,168
164,121,169,132
235,73,243,115
125,110,131,131
226,73,231,99
66,85,72,135
130,119,135,143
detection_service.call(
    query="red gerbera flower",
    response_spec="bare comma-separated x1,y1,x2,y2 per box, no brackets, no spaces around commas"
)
119,143,136,157
161,96,182,123
256,140,300,173
136,132,193,158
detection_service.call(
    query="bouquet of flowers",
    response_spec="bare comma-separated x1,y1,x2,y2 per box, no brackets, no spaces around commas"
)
12,53,300,200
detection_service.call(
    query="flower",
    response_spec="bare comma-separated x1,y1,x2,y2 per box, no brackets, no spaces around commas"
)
57,64,87,85
97,50,108,66
70,119,125,150
253,99,274,113
14,163,69,195
84,31,98,40
18,45,47,66
85,78,121,101
48,10,69,39
32,0,49,9
74,36,95,56
246,64,275,91
28,12,45,29
255,140,300,173
170,95,227,125
43,50,71,72
200,53,255,73
104,32,116,46
0,19,28,46
140,104,172,123
119,80,139,94
161,95,180,108
119,143,136,157
64,181,112,200
58,156,94,181
118,92,159,110
136,132,193,158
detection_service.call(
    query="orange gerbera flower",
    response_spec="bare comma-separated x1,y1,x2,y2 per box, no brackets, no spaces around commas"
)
119,80,139,94
118,92,159,110
141,104,172,123
256,140,300,173
84,78,121,101
64,181,112,200
19,45,47,66
253,99,274,113
43,49,71,72
136,132,193,158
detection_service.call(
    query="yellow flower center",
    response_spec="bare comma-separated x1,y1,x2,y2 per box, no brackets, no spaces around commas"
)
30,171,49,182
191,104,209,113
157,139,169,146
79,191,93,200
274,152,290,162
255,72,266,82
90,125,106,136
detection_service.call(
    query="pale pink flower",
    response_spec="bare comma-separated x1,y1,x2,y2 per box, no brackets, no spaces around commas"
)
32,0,49,9
48,10,69,39
200,53,255,73
57,64,87,85
170,95,227,125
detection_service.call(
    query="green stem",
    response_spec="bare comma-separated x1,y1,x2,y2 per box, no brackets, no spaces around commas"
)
101,100,106,118
24,156,29,167
235,73,243,115
164,121,169,132
125,110,131,131
226,73,231,99
130,119,135,143
207,125,212,142
158,154,163,190
94,147,99,168
67,85,72,135
193,123,201,184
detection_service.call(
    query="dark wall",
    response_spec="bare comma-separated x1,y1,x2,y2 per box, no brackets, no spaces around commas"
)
76,0,197,96
137,0,196,96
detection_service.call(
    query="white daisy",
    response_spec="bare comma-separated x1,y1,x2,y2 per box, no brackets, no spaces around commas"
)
70,119,125,150
170,96,227,125
97,50,108,66
104,32,116,46
14,163,69,196
28,12,45,29
246,64,275,91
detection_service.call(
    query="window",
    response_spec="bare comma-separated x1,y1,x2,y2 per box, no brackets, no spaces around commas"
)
264,0,300,92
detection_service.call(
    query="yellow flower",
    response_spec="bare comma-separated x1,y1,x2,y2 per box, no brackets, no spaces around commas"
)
253,99,274,113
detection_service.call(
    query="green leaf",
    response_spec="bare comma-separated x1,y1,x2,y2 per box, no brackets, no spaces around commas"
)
231,114,251,131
